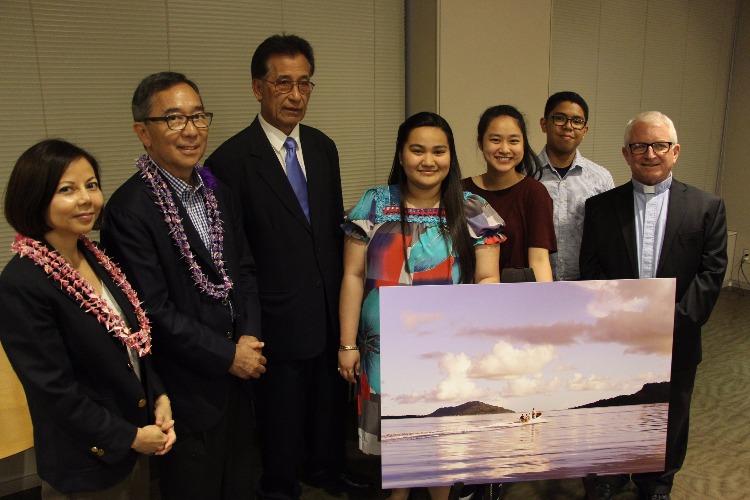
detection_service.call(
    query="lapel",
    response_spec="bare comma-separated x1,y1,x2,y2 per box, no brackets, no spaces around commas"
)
613,182,639,277
84,244,140,331
249,118,312,233
656,179,688,276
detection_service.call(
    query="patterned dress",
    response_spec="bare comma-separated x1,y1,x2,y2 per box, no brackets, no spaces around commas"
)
342,185,505,454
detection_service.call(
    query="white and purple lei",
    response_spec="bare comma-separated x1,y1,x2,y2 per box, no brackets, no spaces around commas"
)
136,155,233,300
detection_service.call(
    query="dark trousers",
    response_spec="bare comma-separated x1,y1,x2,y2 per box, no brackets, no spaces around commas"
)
41,455,149,500
631,365,697,495
254,349,348,500
597,365,697,496
158,380,257,500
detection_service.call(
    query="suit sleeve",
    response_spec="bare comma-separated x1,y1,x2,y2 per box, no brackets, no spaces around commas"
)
579,196,607,280
674,197,727,331
225,187,262,339
0,275,137,465
102,204,236,378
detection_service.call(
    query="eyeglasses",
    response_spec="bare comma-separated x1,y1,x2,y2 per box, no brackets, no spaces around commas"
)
547,114,587,130
261,79,315,94
627,142,673,155
143,112,213,131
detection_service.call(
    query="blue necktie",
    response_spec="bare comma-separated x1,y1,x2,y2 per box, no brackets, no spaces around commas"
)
284,137,310,223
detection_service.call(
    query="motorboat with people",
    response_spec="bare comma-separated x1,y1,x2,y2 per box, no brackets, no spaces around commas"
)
516,409,544,424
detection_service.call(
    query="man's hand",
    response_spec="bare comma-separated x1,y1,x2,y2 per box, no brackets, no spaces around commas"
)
229,335,266,379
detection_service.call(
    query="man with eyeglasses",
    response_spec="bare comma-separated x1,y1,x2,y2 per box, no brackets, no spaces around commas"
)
580,111,727,500
538,91,615,281
102,71,266,499
206,35,368,499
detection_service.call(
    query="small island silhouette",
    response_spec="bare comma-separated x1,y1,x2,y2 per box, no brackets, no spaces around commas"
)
572,381,670,409
383,400,514,420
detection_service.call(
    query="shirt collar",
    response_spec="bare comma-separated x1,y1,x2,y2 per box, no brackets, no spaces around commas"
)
257,113,301,153
632,173,672,195
539,146,583,171
154,160,205,197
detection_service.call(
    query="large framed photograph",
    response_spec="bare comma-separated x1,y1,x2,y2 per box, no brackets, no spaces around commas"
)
379,279,675,489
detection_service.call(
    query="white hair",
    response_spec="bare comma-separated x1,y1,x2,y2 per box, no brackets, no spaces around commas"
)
623,111,678,146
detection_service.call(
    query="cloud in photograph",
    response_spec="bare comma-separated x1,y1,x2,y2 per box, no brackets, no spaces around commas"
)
400,311,444,330
456,280,674,357
500,374,562,397
469,340,556,379
392,352,488,404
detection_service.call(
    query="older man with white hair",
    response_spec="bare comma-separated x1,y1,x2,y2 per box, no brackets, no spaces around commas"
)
579,111,727,500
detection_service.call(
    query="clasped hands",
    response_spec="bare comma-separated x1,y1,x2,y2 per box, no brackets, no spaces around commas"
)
229,335,266,379
131,393,176,456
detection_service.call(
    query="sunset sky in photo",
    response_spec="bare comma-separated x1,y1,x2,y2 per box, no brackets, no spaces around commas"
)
379,279,676,416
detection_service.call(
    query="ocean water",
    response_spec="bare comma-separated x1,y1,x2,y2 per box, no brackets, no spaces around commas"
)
381,404,667,489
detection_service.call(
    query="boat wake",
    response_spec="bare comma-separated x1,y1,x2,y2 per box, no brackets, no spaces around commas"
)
382,417,546,442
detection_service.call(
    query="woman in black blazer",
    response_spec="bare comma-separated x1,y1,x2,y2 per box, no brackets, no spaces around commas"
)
0,140,175,497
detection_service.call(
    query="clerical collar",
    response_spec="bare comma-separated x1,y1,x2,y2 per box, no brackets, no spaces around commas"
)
632,173,672,195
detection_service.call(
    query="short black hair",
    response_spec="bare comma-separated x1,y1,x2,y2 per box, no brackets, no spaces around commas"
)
251,34,315,79
544,91,589,122
131,72,201,121
4,139,102,238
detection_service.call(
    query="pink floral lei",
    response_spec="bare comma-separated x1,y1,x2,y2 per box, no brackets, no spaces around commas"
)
12,234,152,356
136,155,233,300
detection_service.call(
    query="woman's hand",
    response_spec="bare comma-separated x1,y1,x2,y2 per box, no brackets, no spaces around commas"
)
338,349,360,384
152,394,176,455
131,425,169,455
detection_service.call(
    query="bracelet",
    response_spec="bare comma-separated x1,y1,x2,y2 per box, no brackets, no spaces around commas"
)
339,345,358,351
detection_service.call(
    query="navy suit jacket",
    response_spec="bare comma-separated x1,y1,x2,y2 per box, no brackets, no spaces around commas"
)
580,179,727,368
205,117,344,361
0,241,164,493
102,171,261,433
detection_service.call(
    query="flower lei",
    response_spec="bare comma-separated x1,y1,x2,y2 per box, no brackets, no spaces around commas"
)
11,234,152,356
135,155,233,300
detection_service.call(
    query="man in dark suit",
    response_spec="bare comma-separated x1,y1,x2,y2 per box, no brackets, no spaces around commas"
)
580,111,727,500
205,35,366,499
102,72,266,499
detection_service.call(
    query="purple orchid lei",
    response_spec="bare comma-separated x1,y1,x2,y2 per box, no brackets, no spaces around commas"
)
136,155,233,300
12,234,152,356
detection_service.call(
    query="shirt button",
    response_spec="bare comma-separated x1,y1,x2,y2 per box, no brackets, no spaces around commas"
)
222,298,229,306
226,332,232,339
138,399,147,408
316,280,322,287
126,363,134,371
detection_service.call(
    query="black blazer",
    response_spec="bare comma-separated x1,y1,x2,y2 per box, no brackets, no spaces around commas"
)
580,179,727,368
0,241,164,493
205,117,344,361
101,172,261,433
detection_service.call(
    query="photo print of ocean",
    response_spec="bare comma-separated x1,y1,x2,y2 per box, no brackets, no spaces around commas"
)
379,278,676,489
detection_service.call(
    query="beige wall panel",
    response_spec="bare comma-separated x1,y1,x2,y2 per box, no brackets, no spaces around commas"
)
591,1,648,185
437,0,552,179
548,0,601,157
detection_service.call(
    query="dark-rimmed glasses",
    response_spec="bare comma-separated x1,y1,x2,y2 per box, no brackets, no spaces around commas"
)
627,142,673,155
261,79,315,94
547,114,587,130
143,112,213,131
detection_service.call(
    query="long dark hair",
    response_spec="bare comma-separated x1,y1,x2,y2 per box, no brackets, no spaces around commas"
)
477,105,542,179
387,112,475,283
